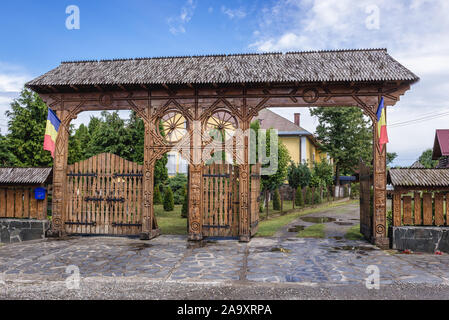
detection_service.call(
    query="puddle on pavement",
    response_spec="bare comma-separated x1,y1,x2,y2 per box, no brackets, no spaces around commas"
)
301,216,337,223
186,240,219,249
128,243,153,251
330,236,343,240
333,221,354,226
287,225,305,232
328,245,377,255
270,247,291,253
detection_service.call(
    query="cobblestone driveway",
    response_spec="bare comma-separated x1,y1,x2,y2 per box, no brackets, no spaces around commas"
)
1,235,448,286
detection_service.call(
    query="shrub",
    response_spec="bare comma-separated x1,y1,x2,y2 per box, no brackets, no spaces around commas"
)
153,184,162,205
168,173,188,204
313,189,322,204
163,186,174,211
295,187,304,207
305,187,313,205
273,189,281,210
181,185,188,218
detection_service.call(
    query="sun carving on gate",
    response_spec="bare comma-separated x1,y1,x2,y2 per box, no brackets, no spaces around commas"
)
204,110,238,142
159,111,188,143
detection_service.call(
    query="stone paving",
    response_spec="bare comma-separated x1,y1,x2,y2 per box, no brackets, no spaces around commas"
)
1,234,449,286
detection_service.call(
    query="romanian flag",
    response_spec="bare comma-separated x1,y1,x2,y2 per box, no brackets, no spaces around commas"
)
43,108,61,158
376,97,389,152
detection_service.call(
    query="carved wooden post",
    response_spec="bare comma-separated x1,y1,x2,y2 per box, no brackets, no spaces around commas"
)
188,119,203,240
239,114,251,242
49,110,69,237
372,105,389,248
141,118,160,240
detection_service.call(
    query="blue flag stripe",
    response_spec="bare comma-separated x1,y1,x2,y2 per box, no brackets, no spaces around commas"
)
47,108,61,131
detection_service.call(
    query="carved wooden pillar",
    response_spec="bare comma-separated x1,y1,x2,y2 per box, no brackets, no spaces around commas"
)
239,114,251,242
49,110,69,237
140,119,160,240
188,115,203,240
188,164,203,240
372,105,389,248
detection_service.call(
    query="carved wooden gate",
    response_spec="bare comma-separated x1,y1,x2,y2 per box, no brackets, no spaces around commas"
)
250,163,261,236
359,160,372,240
65,153,143,235
202,164,239,237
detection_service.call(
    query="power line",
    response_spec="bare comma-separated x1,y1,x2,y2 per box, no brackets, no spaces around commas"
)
389,110,449,128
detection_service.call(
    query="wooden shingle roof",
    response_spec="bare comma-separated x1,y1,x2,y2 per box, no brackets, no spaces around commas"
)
0,168,52,184
388,168,449,188
26,49,419,91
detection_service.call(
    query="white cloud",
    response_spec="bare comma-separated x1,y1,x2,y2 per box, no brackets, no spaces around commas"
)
168,0,196,35
221,6,246,19
250,0,449,167
0,63,31,130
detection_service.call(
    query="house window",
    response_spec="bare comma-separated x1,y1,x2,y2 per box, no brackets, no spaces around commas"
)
167,154,176,175
179,155,188,174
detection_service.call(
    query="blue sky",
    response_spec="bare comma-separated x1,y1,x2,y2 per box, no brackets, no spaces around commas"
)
1,0,449,167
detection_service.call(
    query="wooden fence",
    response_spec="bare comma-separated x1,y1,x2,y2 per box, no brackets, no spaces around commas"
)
392,192,449,227
202,164,239,237
0,186,48,220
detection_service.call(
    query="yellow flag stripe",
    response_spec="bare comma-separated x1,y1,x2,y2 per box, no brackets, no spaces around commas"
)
377,109,386,137
45,120,58,141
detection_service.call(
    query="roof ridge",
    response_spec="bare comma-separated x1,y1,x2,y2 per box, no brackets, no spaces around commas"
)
60,48,387,64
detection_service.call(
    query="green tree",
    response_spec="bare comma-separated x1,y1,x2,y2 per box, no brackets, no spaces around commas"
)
0,134,17,166
418,149,438,168
163,186,174,211
387,152,398,166
250,120,291,192
181,185,188,218
305,187,313,205
310,107,372,186
273,189,281,210
153,184,163,205
5,89,53,167
313,189,322,204
168,173,188,205
310,161,333,189
288,161,311,190
295,187,304,207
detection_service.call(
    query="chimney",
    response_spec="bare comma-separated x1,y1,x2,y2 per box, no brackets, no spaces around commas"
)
294,113,300,127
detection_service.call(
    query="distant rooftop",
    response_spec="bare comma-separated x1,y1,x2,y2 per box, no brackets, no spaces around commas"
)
432,129,449,159
0,168,52,184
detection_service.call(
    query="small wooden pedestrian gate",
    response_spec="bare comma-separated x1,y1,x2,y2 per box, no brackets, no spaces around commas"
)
201,164,261,238
359,160,372,240
65,153,143,235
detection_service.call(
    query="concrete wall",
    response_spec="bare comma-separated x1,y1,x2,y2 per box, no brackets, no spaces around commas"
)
390,226,449,253
0,219,50,244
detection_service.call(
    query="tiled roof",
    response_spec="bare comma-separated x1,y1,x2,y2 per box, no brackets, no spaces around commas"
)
432,129,449,159
388,168,449,188
0,168,52,184
26,49,419,89
254,109,312,134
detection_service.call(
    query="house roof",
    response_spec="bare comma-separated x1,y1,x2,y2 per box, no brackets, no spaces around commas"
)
0,168,52,184
26,49,419,92
254,109,312,135
388,168,449,188
432,129,449,159
410,161,425,168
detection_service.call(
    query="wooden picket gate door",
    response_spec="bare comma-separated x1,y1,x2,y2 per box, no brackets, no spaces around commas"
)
65,153,143,235
202,164,239,237
359,160,372,240
249,164,261,236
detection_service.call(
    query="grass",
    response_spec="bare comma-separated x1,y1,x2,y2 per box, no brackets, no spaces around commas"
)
344,224,364,240
154,204,187,235
297,223,325,238
255,199,357,237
